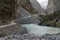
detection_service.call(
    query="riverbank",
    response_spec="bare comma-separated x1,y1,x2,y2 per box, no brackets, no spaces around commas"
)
0,23,28,37
0,23,60,40
0,33,60,40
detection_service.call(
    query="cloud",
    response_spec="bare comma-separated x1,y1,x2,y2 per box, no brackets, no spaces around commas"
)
36,0,48,9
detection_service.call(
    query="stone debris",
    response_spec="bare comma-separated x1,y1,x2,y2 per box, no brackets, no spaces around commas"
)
0,33,60,40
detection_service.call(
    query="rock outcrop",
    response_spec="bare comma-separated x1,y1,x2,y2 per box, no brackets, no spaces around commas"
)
30,0,46,15
16,0,41,24
46,0,60,14
53,0,60,11
0,0,18,25
20,0,36,14
46,0,55,14
39,0,60,27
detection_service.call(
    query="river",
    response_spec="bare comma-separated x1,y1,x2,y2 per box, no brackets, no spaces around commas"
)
21,24,60,36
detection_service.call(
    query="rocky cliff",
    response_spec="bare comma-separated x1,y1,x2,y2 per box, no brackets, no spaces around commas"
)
0,0,18,25
46,0,54,14
39,0,60,27
53,0,60,11
16,0,41,24
46,0,60,14
30,0,46,15
20,0,37,14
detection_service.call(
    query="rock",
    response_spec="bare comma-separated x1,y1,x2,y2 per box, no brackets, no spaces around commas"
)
0,0,18,25
41,39,45,40
1,33,60,40
46,0,60,14
30,0,46,15
17,6,31,19
54,0,60,11
15,0,41,24
16,6,40,24
20,0,36,14
46,0,54,14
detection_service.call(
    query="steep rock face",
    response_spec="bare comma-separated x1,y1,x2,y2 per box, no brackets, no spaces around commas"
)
20,0,36,14
39,0,60,27
16,7,40,24
0,0,40,24
46,0,55,14
30,0,46,15
17,6,30,18
46,0,60,14
0,0,18,25
53,0,60,11
16,0,40,24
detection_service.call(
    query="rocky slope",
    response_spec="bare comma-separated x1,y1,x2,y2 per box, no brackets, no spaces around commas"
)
16,6,40,24
20,0,36,14
0,0,18,25
16,0,41,24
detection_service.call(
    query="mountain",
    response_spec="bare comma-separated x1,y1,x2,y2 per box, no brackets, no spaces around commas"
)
46,0,55,14
53,0,60,11
0,0,17,25
39,0,60,27
16,6,40,24
16,0,43,24
46,0,60,14
20,0,37,14
30,0,46,15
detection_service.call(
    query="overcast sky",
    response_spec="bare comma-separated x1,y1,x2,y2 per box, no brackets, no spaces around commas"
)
36,0,48,9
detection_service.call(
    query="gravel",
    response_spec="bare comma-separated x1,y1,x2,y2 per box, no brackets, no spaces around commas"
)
0,33,60,40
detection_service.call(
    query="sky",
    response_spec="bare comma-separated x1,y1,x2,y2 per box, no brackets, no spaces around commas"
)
36,0,48,9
